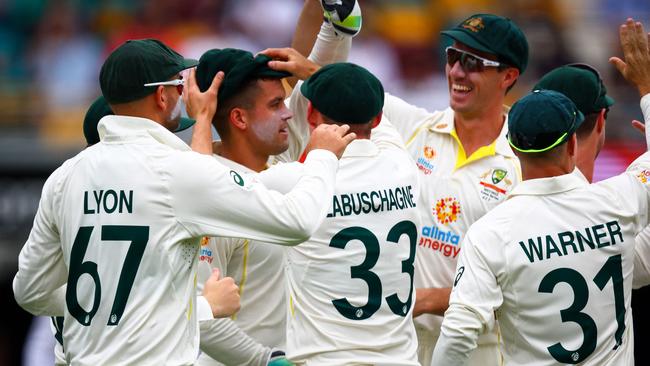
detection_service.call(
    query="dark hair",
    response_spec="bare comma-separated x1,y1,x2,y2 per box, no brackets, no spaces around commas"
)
497,64,517,94
576,109,607,139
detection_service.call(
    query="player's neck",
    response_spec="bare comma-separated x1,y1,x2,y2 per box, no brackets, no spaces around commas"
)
220,140,268,173
576,145,596,183
453,108,504,157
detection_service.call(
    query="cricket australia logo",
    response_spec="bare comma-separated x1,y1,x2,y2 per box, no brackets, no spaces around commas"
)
491,168,507,184
435,197,461,224
462,17,485,33
479,168,512,202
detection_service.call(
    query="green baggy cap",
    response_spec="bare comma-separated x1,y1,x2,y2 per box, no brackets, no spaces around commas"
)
195,48,290,105
441,13,529,73
533,63,615,115
508,89,585,153
300,62,384,124
83,96,195,145
100,39,198,104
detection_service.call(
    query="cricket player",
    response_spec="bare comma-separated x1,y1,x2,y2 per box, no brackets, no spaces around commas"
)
12,38,356,365
431,19,650,365
379,14,527,365
193,3,363,364
255,56,421,364
43,95,240,365
269,13,529,365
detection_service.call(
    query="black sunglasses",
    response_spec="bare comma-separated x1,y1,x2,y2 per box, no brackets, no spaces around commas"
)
445,46,502,73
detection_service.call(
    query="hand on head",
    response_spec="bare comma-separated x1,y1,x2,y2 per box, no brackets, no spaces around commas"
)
260,47,321,81
183,68,225,121
610,18,650,96
305,123,357,159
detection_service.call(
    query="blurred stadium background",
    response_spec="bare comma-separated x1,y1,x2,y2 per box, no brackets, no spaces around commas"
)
1,0,650,365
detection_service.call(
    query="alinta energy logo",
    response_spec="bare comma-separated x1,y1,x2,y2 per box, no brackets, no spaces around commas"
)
416,146,436,175
435,197,461,224
637,170,650,184
418,197,462,258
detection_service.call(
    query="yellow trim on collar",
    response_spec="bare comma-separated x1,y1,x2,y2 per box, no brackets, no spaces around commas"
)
450,129,497,170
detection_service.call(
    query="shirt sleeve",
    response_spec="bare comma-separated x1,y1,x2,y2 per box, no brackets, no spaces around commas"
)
636,93,650,154
13,167,68,316
370,116,410,150
171,149,338,245
431,227,503,365
308,22,351,66
633,226,650,289
195,237,240,320
382,92,440,143
199,317,272,366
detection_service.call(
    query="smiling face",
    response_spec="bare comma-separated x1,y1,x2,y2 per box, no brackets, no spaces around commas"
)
245,79,293,156
445,42,515,119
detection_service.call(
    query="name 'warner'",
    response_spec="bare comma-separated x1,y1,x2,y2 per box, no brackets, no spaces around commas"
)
519,220,623,263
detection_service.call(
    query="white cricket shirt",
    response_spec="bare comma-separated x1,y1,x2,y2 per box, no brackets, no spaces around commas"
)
196,156,288,366
264,113,421,365
382,95,520,343
13,115,339,365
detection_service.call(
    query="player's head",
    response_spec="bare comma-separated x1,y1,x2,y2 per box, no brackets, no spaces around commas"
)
301,62,384,139
441,14,528,117
83,95,195,146
533,64,614,160
99,39,198,132
507,90,585,176
196,48,292,157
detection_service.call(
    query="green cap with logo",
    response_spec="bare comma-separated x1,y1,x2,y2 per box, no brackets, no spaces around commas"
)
195,48,290,105
508,89,585,153
100,39,198,104
533,63,615,115
300,62,384,124
441,13,529,73
83,96,195,145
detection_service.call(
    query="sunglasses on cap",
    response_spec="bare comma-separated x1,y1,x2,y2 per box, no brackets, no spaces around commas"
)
144,78,184,95
445,46,502,73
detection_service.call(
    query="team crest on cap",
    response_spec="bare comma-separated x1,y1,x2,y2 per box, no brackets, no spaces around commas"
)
434,197,461,224
462,17,485,33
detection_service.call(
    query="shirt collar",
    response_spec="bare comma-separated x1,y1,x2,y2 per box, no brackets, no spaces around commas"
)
509,168,588,197
212,153,256,173
428,106,515,158
98,115,191,152
342,139,379,158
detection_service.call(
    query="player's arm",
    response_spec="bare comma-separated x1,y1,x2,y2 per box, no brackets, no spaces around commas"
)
413,288,452,317
382,92,443,144
172,124,353,245
199,317,273,366
633,227,650,288
13,167,69,316
186,69,224,155
431,230,504,365
177,62,354,244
